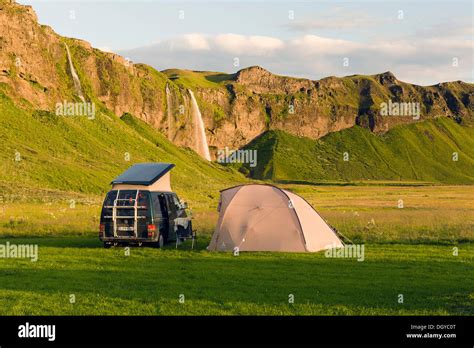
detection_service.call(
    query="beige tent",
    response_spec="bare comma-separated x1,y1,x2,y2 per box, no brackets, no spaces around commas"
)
208,184,344,252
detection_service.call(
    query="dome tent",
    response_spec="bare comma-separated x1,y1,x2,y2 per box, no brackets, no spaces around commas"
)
208,184,344,252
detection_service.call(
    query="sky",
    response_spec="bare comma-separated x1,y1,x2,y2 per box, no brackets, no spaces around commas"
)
21,0,473,85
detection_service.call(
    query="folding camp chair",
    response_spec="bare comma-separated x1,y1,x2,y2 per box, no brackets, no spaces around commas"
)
174,217,196,250
175,229,197,250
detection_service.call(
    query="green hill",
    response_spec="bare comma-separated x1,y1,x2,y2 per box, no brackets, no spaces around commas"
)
0,89,245,206
236,118,474,184
0,0,473,197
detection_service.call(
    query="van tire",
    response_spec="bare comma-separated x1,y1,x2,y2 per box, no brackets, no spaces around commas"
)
103,242,112,249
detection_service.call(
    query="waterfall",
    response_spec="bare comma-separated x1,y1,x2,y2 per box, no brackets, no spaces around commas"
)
64,43,85,102
165,84,173,140
188,89,211,161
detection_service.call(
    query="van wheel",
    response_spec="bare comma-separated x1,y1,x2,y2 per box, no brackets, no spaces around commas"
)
103,242,112,249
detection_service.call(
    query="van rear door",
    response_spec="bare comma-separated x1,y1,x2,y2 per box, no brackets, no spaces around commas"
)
100,190,151,239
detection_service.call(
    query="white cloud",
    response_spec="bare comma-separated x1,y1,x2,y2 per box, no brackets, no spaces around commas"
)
182,33,210,51
286,13,384,31
165,33,210,52
214,34,284,55
119,32,473,85
289,35,362,55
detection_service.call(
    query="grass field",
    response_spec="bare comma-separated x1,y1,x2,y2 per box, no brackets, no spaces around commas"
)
0,237,472,315
0,84,472,316
0,184,472,315
2,184,472,243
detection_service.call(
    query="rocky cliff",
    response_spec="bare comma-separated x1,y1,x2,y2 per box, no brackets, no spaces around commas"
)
1,0,473,160
192,66,473,148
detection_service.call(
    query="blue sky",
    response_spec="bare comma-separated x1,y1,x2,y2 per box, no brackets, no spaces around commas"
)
21,0,473,85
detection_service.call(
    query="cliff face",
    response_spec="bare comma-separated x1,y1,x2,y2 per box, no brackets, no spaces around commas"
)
191,66,473,154
0,1,168,123
1,0,473,160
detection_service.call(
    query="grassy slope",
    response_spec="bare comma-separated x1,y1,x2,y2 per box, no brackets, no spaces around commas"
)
162,69,234,89
0,90,245,205
0,237,472,315
238,118,474,184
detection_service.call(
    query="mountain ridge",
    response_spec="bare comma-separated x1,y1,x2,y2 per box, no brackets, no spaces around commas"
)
1,0,473,167
234,117,474,184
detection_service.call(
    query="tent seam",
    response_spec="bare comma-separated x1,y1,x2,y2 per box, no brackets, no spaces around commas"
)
278,189,308,252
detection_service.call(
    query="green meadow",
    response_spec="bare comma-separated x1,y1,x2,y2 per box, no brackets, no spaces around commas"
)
0,184,472,315
0,237,472,315
0,88,473,315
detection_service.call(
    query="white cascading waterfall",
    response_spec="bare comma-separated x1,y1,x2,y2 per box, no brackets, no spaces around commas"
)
64,43,85,102
165,84,173,140
188,89,211,161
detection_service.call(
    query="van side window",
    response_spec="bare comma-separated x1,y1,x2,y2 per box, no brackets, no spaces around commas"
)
152,193,167,218
165,195,177,216
173,194,187,218
103,191,118,207
172,194,180,206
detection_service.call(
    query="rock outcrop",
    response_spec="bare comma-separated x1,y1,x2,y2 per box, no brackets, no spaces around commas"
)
1,0,473,159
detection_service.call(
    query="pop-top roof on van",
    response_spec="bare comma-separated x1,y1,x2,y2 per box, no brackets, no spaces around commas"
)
111,163,175,186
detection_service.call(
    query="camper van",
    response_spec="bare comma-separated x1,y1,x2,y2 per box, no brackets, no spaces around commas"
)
99,163,193,248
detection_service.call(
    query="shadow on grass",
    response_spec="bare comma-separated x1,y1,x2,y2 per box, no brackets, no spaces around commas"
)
204,73,235,84
0,252,471,314
0,236,101,248
0,236,212,250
